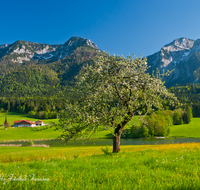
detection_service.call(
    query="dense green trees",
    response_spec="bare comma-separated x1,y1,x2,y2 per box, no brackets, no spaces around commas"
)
145,110,173,137
0,47,97,97
130,107,192,138
0,97,66,119
169,83,200,117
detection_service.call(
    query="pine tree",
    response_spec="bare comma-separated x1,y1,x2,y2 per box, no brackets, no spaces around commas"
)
3,117,7,126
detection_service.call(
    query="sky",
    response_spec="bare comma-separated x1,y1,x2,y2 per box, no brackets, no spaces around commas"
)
1,0,200,57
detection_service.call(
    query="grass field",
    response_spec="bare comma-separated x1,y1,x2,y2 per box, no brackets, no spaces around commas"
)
1,112,200,142
170,118,200,138
0,127,61,141
0,143,200,189
0,112,60,141
1,112,200,189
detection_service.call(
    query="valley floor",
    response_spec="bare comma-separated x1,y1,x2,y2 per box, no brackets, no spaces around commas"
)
0,112,200,189
0,112,200,142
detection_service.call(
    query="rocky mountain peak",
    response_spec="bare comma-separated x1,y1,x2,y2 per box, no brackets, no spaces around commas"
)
0,37,100,63
164,37,194,51
147,37,200,86
64,36,99,50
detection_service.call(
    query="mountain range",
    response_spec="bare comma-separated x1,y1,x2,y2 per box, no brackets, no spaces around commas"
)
0,37,100,96
147,37,200,86
0,36,200,96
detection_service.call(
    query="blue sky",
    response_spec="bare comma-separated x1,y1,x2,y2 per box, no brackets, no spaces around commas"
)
1,0,200,57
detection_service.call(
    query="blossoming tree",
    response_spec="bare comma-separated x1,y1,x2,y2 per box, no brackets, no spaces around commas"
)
57,54,177,152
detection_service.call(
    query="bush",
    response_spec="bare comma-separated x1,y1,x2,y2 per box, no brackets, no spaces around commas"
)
145,110,173,137
28,141,34,146
182,105,193,124
6,121,11,128
101,146,111,155
0,108,4,113
173,109,183,125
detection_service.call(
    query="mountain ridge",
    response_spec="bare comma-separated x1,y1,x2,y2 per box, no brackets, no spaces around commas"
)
0,36,100,97
1,36,200,97
0,37,100,64
147,37,200,86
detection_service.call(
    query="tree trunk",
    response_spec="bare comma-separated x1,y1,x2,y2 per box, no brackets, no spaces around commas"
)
112,115,132,153
113,131,122,153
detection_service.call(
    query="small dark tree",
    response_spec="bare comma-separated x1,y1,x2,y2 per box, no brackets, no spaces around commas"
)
183,105,192,124
4,117,7,126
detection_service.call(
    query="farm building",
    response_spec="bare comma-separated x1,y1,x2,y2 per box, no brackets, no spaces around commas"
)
13,120,36,127
35,120,44,126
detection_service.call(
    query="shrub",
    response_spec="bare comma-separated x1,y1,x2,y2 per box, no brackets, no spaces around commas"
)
145,110,173,137
182,105,193,124
6,121,11,128
101,146,111,155
28,141,34,146
130,124,143,138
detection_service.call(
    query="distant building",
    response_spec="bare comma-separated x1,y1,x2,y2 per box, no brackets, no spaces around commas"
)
13,120,36,127
35,120,44,126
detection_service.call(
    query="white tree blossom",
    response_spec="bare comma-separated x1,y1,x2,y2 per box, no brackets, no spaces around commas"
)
57,54,178,152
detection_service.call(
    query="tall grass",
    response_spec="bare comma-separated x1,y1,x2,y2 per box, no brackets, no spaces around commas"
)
0,143,200,189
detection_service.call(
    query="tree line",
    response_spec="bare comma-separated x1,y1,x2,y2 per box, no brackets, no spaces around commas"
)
169,83,200,117
127,105,193,138
0,97,69,119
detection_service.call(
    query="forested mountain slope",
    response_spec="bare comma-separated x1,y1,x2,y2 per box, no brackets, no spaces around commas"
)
0,37,100,97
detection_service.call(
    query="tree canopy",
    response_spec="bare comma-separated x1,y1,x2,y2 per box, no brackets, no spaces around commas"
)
57,54,178,152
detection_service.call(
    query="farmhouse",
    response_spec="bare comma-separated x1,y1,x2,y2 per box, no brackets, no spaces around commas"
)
12,120,48,127
13,120,36,127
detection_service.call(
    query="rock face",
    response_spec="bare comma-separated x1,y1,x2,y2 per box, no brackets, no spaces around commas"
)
0,37,100,63
147,37,200,86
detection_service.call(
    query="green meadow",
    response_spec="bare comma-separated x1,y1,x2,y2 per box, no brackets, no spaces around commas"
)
0,143,200,189
0,112,200,141
1,113,200,189
0,112,59,141
170,118,200,138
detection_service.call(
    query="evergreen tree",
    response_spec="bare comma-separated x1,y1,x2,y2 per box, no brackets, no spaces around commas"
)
4,117,7,126
183,105,192,124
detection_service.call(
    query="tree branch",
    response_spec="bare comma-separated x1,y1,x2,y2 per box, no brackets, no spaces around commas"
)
132,105,147,116
114,83,125,101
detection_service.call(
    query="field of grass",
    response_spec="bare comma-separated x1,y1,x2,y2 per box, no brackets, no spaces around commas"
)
0,113,142,141
170,118,200,138
0,143,200,189
1,111,200,142
0,112,60,141
0,127,61,141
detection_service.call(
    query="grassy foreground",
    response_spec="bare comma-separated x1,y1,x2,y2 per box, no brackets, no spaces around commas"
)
0,143,200,189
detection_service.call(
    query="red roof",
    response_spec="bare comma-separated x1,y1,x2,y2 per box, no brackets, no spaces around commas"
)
14,120,35,124
36,120,43,122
